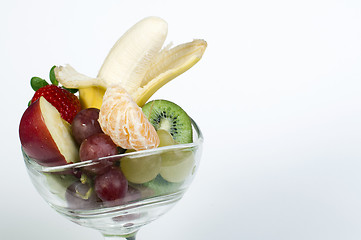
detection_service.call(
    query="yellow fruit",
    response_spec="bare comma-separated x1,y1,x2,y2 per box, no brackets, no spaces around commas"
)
54,18,207,110
98,16,168,94
79,86,106,109
132,39,207,107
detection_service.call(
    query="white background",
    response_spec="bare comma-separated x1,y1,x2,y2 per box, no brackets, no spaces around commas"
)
1,0,361,239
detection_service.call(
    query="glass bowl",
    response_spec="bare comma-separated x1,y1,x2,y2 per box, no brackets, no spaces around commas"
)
22,119,203,240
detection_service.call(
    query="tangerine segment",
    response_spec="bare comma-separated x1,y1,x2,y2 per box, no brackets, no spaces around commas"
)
98,86,159,151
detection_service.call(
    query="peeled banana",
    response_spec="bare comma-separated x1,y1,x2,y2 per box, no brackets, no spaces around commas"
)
97,16,168,94
55,16,207,108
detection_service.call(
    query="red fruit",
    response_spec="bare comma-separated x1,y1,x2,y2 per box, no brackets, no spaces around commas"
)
31,85,81,123
95,168,128,203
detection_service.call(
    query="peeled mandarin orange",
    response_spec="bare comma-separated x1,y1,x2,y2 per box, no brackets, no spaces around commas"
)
98,86,159,151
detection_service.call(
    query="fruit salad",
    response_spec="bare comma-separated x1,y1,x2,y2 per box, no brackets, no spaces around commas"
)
19,17,206,209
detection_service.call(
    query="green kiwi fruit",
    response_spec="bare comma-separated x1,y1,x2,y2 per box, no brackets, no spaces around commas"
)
142,100,192,144
141,175,183,196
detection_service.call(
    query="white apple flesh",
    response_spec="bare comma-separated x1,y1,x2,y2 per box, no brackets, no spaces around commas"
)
19,97,79,166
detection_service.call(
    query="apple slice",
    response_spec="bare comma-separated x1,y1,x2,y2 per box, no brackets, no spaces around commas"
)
19,96,79,166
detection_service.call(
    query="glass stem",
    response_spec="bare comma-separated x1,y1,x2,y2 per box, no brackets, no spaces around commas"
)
102,232,137,240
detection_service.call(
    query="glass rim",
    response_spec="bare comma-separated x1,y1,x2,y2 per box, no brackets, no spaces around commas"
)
23,118,203,173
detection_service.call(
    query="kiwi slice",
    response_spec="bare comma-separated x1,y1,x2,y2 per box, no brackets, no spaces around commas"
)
142,175,183,196
142,100,192,144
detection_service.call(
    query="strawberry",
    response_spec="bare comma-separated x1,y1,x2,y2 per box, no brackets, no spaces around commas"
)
29,66,82,123
31,85,81,123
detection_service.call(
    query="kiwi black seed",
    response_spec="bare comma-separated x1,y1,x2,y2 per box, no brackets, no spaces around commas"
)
142,100,192,144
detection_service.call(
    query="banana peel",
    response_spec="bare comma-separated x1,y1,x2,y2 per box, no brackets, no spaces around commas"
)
79,86,106,109
132,39,207,106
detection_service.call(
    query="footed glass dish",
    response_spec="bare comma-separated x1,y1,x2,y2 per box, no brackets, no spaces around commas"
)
22,119,203,240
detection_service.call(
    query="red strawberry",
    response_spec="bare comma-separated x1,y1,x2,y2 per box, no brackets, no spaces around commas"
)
31,85,81,123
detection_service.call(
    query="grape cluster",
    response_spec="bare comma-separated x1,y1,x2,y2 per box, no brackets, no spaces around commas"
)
67,108,129,209
60,108,192,210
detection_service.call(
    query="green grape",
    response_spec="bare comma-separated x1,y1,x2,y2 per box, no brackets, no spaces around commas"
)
160,149,195,183
121,153,161,184
157,129,175,147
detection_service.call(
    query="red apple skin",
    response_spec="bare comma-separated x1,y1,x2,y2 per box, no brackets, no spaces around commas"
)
19,99,68,167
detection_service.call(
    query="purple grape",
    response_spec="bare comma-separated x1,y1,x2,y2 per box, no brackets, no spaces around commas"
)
65,180,101,210
79,133,119,174
72,168,82,179
111,186,142,221
94,167,128,204
72,108,103,145
123,185,142,203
